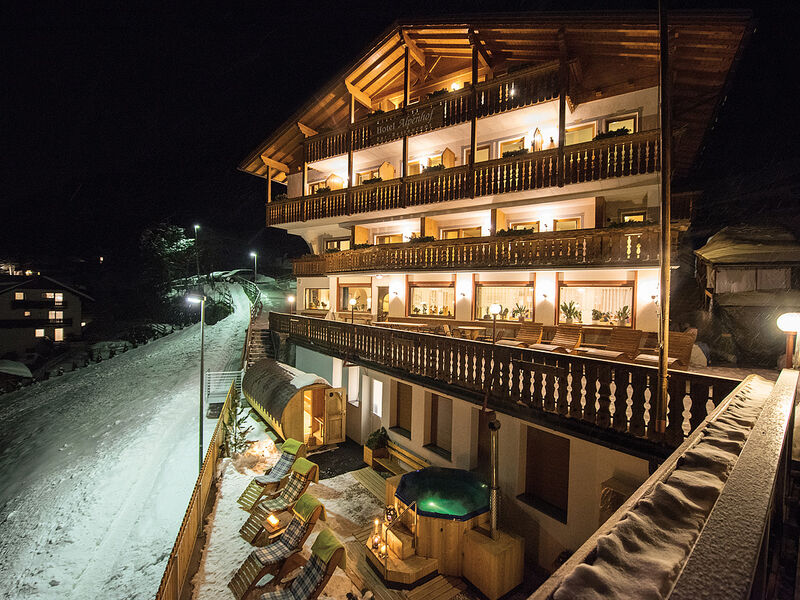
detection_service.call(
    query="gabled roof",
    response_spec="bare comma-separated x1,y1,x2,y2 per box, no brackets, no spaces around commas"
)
695,226,800,267
0,275,95,302
239,10,753,181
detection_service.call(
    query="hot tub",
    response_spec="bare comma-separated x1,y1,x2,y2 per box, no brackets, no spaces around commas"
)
394,467,489,521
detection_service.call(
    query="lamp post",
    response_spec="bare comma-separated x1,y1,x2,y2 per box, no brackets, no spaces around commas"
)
489,303,502,344
250,251,258,282
287,295,295,314
193,224,201,282
187,293,206,472
349,297,357,323
777,313,800,369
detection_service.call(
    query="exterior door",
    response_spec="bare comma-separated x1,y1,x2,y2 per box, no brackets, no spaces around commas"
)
324,387,347,444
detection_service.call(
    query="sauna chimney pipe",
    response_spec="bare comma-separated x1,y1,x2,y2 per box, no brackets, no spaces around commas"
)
489,418,501,540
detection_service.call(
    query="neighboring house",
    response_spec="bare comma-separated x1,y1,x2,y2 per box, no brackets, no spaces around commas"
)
0,275,94,358
239,12,751,576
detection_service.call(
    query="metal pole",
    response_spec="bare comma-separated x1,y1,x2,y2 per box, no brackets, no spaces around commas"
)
253,254,258,282
199,297,205,472
489,419,501,540
656,0,672,435
492,314,497,344
193,225,201,282
785,332,796,369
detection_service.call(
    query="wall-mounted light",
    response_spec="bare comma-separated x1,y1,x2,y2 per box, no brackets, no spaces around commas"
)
777,312,800,369
450,82,461,91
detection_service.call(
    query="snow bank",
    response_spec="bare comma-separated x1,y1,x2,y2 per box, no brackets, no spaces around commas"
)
552,376,774,600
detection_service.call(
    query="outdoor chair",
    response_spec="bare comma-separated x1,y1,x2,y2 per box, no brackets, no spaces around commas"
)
257,528,345,600
528,324,583,353
237,438,307,512
575,327,643,361
228,494,326,600
634,329,697,370
240,458,319,545
497,322,544,347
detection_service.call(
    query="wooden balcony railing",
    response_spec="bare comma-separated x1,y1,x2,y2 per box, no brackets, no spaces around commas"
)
267,130,662,226
305,62,559,163
269,313,740,449
293,222,684,276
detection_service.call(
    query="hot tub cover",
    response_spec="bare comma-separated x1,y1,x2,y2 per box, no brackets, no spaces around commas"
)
242,358,330,422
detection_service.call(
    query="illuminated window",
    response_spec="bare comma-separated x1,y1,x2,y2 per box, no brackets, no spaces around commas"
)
375,234,406,245
465,144,490,163
407,161,422,176
441,226,482,240
558,282,634,326
48,311,63,322
500,137,525,155
427,155,442,168
606,115,637,134
308,181,328,195
622,212,646,223
356,169,381,185
565,123,596,145
54,328,64,342
24,311,31,317
325,238,350,252
347,366,360,406
339,285,371,312
54,293,63,305
14,292,24,300
304,288,330,310
35,328,44,338
408,285,454,317
44,292,54,299
554,218,581,231
371,379,383,417
511,221,540,232
475,284,534,321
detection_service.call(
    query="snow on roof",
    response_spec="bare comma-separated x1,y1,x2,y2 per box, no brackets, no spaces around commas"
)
695,225,800,266
0,275,95,301
242,358,330,421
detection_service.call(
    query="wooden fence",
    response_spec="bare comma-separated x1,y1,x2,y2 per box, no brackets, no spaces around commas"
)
269,313,740,448
154,380,235,600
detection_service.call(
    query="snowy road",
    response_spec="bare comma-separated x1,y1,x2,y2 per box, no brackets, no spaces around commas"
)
0,284,251,600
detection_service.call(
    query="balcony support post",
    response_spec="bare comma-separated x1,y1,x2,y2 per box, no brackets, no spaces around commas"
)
347,95,354,192
301,140,307,197
401,47,410,208
469,43,479,198
266,167,272,204
557,29,568,188
654,0,672,437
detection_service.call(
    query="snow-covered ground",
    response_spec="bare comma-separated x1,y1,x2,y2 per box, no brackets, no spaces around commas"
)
0,284,251,600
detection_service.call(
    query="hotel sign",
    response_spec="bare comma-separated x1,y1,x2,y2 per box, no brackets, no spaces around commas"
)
369,105,444,144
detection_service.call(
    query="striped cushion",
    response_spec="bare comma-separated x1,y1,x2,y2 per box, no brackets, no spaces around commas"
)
253,540,295,566
260,472,308,513
255,452,294,485
257,555,327,600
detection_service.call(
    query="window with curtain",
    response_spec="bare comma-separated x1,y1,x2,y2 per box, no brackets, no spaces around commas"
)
409,285,455,317
606,115,637,133
558,283,634,326
475,285,534,321
325,238,350,251
339,285,371,312
441,226,482,240
511,221,540,232
565,123,596,145
555,218,580,231
304,288,330,310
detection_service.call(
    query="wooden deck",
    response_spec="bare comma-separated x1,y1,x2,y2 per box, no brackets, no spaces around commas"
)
351,467,388,502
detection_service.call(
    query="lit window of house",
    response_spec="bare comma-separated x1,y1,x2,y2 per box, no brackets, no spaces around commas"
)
441,226,482,240
499,137,525,156
35,328,45,338
14,292,24,300
522,426,569,523
48,311,63,322
565,123,596,145
558,281,635,326
54,328,64,342
554,218,581,231
406,161,422,176
54,293,64,305
409,284,455,317
606,114,637,134
308,181,328,195
356,168,381,185
44,292,54,299
375,234,407,245
304,288,330,310
24,311,31,317
347,366,360,406
511,221,540,232
325,238,350,252
427,394,452,458
371,379,383,417
339,285,371,312
622,211,647,223
475,284,534,321
465,144,490,163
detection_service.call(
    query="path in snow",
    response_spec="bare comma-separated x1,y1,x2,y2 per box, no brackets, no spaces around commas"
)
0,284,250,600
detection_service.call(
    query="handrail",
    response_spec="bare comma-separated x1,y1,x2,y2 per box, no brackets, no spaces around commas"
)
382,500,417,573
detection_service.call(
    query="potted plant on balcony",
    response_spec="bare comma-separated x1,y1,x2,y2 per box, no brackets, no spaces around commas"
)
591,309,604,324
615,305,631,326
560,300,582,324
364,427,388,467
512,303,529,322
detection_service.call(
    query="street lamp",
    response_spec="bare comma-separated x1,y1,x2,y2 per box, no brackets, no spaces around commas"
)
489,303,502,344
193,224,201,282
777,312,800,369
250,251,258,282
287,295,295,314
187,293,206,472
349,297,357,323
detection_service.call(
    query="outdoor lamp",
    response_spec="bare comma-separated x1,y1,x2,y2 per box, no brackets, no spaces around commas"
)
384,505,397,524
266,513,280,528
379,543,388,558
371,534,381,549
287,295,295,314
250,251,258,281
777,312,800,369
489,303,502,344
349,297,357,323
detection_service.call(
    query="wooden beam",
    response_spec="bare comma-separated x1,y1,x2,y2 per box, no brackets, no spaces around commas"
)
469,29,503,74
297,121,318,137
401,30,426,67
345,81,373,109
259,155,290,174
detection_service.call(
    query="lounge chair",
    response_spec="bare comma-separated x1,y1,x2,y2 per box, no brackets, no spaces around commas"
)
528,324,583,353
228,494,326,600
497,322,544,347
257,528,345,600
237,439,307,512
240,458,319,545
634,329,697,370
576,327,643,361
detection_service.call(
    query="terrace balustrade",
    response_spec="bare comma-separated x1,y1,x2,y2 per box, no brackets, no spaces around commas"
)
268,130,662,226
293,222,684,276
269,312,740,450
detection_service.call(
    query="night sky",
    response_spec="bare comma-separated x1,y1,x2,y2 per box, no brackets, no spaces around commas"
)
2,1,798,268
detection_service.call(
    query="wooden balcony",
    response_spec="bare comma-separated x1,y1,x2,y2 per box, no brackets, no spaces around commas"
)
293,222,685,276
267,130,661,226
304,62,560,163
269,313,741,454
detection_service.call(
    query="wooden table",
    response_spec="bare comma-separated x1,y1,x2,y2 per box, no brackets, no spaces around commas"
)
454,325,487,340
380,322,429,330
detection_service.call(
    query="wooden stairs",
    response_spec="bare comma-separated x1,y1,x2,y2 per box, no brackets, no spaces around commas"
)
246,327,275,367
